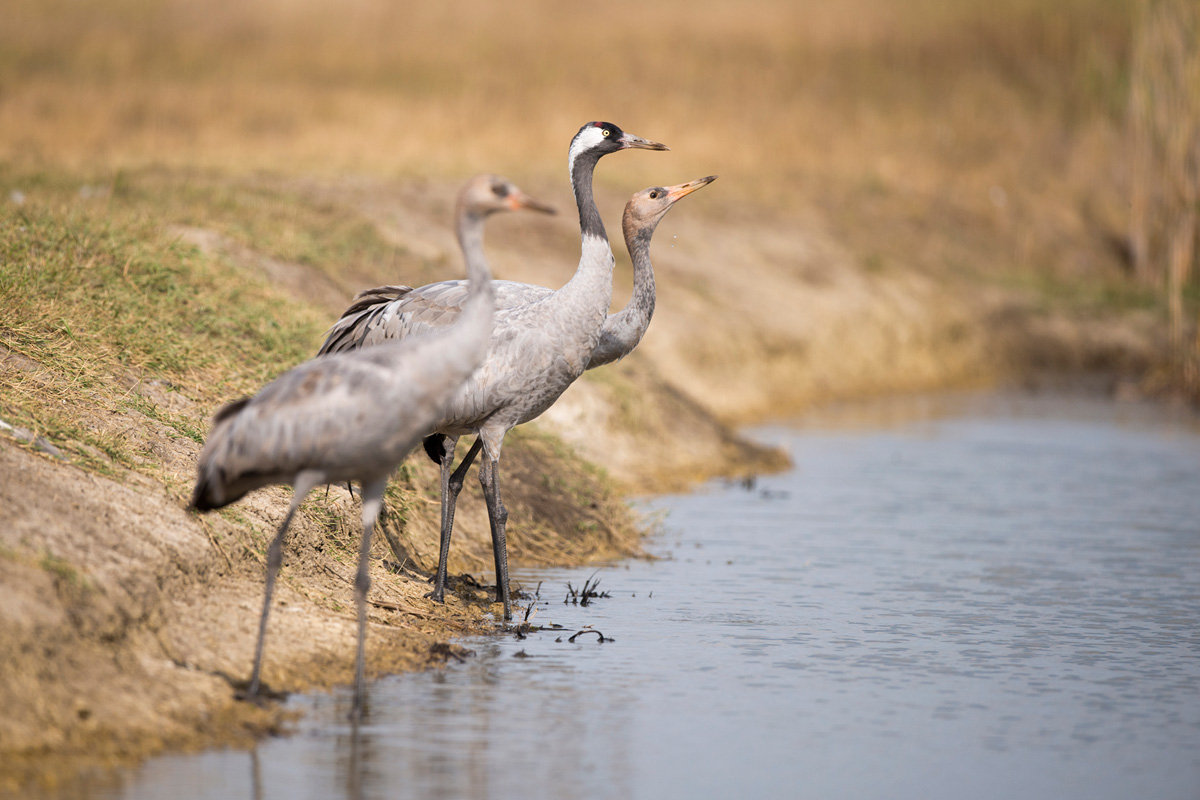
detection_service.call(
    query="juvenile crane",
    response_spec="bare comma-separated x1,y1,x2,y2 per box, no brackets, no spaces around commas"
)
319,122,669,620
583,174,717,368
189,175,554,714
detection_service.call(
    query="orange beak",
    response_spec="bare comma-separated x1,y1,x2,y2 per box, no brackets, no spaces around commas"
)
666,175,718,203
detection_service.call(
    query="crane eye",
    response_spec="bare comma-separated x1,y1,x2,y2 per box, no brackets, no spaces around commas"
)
649,191,659,199
601,129,611,137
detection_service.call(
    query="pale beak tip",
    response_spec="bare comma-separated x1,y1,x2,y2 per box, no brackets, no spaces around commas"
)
513,193,556,215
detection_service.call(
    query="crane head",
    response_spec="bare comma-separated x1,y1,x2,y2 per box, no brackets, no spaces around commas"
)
622,175,717,245
570,121,669,165
459,174,556,217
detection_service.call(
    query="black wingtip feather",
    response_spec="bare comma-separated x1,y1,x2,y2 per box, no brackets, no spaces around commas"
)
212,396,252,425
341,285,413,319
422,434,448,465
188,476,222,513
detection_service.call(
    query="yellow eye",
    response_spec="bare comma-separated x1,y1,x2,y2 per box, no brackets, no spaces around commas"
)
602,129,611,137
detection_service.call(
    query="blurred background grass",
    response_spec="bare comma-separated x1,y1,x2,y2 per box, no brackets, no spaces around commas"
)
0,0,1136,188
1,0,1197,401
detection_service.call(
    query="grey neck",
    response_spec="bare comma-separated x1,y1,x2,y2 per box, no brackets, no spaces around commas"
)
585,214,659,369
456,208,489,285
624,225,657,325
453,206,497,338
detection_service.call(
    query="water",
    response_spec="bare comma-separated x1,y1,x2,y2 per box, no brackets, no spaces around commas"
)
78,393,1200,798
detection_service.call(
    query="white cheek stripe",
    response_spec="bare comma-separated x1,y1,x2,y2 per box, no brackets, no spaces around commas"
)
568,126,605,176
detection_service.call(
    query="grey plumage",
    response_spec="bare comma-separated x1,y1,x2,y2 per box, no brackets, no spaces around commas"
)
189,174,552,714
317,123,681,621
325,174,717,371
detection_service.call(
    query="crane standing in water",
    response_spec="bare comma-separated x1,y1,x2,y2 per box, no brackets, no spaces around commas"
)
320,122,669,620
189,175,554,715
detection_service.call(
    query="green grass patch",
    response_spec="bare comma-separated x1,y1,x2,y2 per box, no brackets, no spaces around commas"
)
107,168,404,279
0,166,344,475
1011,265,1165,318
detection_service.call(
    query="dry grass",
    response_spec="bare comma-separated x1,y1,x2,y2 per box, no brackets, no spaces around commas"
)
1129,0,1200,397
3,0,1163,355
0,0,1152,318
0,175,327,472
1,0,1175,457
1,0,1175,480
0,1,1130,190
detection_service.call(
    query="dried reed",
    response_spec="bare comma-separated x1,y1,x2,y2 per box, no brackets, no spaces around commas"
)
1129,0,1200,391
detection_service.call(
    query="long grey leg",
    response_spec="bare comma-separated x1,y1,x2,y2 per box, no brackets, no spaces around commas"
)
477,447,511,621
247,471,321,702
352,477,388,720
430,436,482,603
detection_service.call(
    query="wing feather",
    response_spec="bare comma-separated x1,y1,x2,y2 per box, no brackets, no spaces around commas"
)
317,278,555,356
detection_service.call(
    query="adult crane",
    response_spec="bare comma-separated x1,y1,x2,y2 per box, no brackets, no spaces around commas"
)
318,124,697,622
321,125,700,623
189,175,553,714
319,123,667,620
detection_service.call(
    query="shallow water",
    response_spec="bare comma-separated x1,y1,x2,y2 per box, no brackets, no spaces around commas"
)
73,393,1200,799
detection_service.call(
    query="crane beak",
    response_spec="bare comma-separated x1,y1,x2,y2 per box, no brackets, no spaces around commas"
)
510,191,556,215
666,175,718,203
619,131,670,151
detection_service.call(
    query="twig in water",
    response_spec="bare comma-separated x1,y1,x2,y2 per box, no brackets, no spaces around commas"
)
429,642,471,664
511,603,539,639
563,571,611,606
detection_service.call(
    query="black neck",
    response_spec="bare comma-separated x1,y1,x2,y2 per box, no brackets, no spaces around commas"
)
571,148,607,240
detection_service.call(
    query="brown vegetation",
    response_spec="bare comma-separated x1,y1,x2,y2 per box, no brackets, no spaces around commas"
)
1129,0,1200,397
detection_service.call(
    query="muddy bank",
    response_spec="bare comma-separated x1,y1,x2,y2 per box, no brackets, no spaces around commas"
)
0,424,645,793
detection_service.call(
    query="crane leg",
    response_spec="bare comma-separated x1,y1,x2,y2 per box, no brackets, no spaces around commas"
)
478,449,511,621
246,471,321,702
351,477,388,721
429,437,482,603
